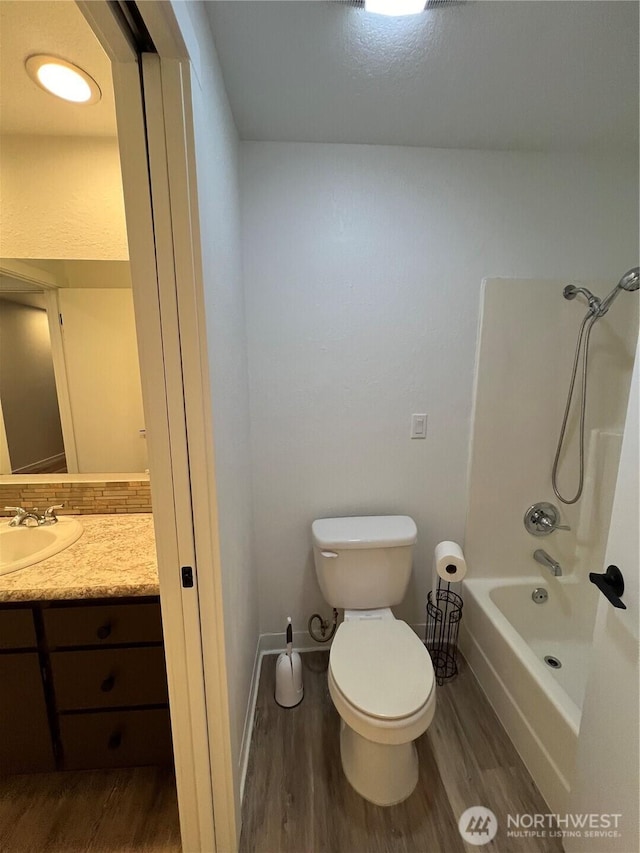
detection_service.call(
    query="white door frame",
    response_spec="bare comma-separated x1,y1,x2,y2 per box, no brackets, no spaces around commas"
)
78,3,237,851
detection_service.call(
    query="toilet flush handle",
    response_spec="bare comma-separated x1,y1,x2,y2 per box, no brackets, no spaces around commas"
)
321,550,338,559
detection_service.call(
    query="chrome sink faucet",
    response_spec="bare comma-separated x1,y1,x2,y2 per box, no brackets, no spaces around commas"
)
4,505,63,527
534,549,563,577
4,507,40,527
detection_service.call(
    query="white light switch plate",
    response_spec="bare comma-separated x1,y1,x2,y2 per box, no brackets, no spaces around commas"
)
410,413,427,439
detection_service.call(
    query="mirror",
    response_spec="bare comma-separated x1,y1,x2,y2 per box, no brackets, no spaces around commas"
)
0,10,141,481
0,259,148,476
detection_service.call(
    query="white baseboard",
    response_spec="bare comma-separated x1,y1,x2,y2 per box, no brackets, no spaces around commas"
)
238,619,428,804
259,628,335,655
238,639,262,804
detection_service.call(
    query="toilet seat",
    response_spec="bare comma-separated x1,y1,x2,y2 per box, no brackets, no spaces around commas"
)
329,619,434,720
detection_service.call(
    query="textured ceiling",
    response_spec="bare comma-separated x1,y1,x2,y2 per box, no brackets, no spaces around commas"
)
0,0,116,137
207,0,639,152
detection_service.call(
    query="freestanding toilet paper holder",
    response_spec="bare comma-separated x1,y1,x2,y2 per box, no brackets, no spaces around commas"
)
425,580,464,685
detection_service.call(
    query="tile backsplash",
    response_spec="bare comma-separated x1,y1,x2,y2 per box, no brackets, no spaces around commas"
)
0,480,151,516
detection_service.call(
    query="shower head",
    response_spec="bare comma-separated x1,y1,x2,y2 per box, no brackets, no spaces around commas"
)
563,268,639,317
618,267,639,292
598,266,640,316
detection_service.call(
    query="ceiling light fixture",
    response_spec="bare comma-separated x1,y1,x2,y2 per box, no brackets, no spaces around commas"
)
25,55,101,105
364,0,426,16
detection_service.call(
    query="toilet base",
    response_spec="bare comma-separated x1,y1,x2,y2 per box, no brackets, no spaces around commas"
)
339,721,418,806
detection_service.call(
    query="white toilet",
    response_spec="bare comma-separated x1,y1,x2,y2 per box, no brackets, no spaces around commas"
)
311,515,436,806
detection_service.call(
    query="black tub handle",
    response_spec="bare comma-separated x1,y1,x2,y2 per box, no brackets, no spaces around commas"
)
589,565,626,610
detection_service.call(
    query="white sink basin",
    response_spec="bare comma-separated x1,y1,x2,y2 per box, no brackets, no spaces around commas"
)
0,517,84,576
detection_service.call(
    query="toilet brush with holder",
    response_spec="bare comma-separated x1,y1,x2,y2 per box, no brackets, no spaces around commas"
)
274,617,304,708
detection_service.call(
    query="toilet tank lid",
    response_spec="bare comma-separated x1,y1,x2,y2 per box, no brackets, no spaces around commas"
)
311,516,417,550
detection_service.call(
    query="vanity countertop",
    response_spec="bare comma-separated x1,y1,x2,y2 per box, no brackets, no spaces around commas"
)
0,514,158,603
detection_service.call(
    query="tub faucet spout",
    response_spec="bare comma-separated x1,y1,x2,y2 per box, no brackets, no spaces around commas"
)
534,549,562,577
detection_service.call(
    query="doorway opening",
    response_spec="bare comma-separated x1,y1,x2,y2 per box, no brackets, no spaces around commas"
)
0,1,181,850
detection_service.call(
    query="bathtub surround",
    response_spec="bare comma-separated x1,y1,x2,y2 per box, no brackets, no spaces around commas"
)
240,143,638,636
466,278,636,583
461,278,637,812
565,340,640,853
0,477,151,515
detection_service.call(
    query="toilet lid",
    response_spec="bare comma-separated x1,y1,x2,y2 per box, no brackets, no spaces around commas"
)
330,620,434,720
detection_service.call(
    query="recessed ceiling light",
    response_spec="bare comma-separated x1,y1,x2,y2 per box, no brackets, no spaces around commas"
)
25,55,101,105
364,0,426,16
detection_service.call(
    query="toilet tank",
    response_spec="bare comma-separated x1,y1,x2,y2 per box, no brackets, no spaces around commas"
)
311,516,417,609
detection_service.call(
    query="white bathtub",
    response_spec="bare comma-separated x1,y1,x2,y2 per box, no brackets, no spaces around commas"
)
460,575,597,813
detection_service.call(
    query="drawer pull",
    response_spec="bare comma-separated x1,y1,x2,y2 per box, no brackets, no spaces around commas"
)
96,623,112,640
107,731,122,750
100,675,116,693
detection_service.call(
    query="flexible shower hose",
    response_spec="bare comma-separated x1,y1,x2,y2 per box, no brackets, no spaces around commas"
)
551,310,599,505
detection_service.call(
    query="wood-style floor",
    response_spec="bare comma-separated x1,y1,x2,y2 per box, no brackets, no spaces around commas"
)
240,651,564,853
0,766,181,853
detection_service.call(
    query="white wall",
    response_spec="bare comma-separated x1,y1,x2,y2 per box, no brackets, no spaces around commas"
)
58,289,147,473
63,260,132,289
240,143,639,633
0,135,127,259
172,0,258,820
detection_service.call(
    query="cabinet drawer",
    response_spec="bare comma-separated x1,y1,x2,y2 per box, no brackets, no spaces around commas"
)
43,602,163,648
59,709,173,770
51,647,169,711
0,653,55,773
0,608,36,649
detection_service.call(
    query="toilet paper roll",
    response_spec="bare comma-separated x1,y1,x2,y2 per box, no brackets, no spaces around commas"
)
434,541,467,584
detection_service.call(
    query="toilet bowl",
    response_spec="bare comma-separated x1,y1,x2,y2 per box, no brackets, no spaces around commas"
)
311,515,435,805
328,609,436,806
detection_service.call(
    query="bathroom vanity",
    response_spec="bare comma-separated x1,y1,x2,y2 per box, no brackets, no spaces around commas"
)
0,515,173,774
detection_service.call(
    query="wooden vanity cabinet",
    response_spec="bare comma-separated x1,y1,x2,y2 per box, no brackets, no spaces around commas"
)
43,602,164,648
0,597,173,774
58,709,172,770
0,608,56,773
